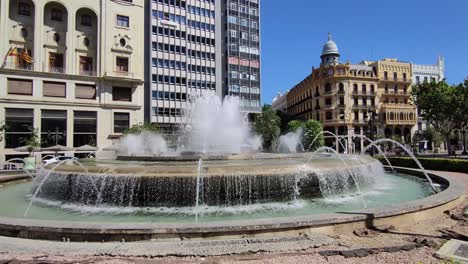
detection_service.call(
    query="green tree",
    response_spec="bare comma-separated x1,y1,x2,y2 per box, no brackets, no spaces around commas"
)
303,120,325,151
124,122,160,135
287,119,324,151
253,105,281,151
412,81,464,155
21,128,40,157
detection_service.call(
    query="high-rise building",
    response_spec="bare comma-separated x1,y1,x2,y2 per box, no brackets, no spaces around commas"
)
145,0,261,133
0,0,145,162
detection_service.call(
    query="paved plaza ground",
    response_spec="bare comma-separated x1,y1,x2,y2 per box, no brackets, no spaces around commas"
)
0,170,466,264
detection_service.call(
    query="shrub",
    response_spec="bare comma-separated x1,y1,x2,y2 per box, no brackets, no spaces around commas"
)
377,157,468,173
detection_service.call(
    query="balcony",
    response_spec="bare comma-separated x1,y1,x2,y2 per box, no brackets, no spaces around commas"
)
48,66,66,73
114,71,135,78
384,119,417,126
323,90,334,96
381,103,415,110
352,91,376,96
381,78,411,83
353,104,370,110
382,90,410,96
1,62,34,71
79,70,97,76
338,90,345,95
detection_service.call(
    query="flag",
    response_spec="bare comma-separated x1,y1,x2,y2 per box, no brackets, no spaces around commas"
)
7,47,17,57
1,46,17,68
19,49,33,63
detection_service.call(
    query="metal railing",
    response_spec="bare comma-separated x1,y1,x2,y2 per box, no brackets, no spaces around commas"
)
1,62,34,71
114,71,135,78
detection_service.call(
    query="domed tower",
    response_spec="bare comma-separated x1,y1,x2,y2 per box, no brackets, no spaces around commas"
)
320,33,340,67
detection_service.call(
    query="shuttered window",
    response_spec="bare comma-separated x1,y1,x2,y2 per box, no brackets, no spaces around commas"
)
112,87,132,102
114,113,129,133
7,78,33,95
43,81,66,97
75,84,96,99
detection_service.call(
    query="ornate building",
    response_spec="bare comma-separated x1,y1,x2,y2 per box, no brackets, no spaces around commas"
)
286,34,417,151
0,0,145,162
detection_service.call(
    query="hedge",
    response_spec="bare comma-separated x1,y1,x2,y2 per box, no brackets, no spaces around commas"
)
377,157,468,174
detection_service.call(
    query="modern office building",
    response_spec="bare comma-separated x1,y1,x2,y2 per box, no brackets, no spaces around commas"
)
285,34,417,151
145,0,261,132
0,0,145,162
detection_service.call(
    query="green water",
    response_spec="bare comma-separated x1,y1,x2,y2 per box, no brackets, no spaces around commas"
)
0,173,435,223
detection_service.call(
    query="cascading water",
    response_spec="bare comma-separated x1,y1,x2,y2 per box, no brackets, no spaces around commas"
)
308,131,347,152
308,146,369,208
363,139,438,192
277,128,304,153
24,159,89,217
195,158,203,222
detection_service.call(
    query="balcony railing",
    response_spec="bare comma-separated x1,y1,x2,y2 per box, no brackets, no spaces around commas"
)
48,66,65,73
383,90,409,96
114,71,135,78
382,78,411,83
353,91,376,96
79,70,97,76
1,62,34,71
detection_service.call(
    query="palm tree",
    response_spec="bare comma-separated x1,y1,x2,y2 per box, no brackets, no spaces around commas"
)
253,105,281,151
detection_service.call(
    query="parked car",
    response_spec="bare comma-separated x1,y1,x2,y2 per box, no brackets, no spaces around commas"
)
2,163,23,171
42,156,77,167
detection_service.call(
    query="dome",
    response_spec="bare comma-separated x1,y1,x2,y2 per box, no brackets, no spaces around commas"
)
321,33,339,56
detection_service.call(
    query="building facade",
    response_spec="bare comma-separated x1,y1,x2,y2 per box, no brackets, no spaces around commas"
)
411,57,445,150
272,91,288,112
145,0,261,132
286,35,417,151
0,0,145,162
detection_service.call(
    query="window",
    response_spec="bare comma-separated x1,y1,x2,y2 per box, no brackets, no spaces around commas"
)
325,112,333,120
41,110,67,147
49,52,64,73
230,30,237,38
53,33,60,43
51,8,63,22
4,108,34,149
114,113,129,133
354,111,359,120
117,15,129,27
112,87,132,102
416,76,420,84
18,2,31,16
81,14,92,26
73,111,97,147
75,84,96,99
116,57,129,72
7,78,33,95
393,72,397,81
79,56,93,75
43,81,66,97
325,98,332,106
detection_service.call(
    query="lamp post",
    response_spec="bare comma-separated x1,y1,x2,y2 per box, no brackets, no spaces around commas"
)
367,108,378,156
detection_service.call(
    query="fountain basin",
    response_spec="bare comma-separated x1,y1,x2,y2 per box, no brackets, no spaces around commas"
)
0,168,463,242
35,154,383,207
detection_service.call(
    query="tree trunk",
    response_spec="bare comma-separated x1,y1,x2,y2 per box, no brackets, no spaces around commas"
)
445,135,452,156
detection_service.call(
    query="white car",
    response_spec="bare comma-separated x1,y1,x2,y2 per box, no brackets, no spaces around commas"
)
42,156,77,167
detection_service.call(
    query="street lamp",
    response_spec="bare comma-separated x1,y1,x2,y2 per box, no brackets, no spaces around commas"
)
367,108,378,156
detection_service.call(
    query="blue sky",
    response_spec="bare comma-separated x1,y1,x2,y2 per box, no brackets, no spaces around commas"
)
260,0,468,105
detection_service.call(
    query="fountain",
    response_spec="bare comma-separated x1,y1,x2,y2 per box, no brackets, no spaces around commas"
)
0,92,462,242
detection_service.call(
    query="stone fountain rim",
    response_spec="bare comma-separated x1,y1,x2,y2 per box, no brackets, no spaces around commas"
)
0,168,463,241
